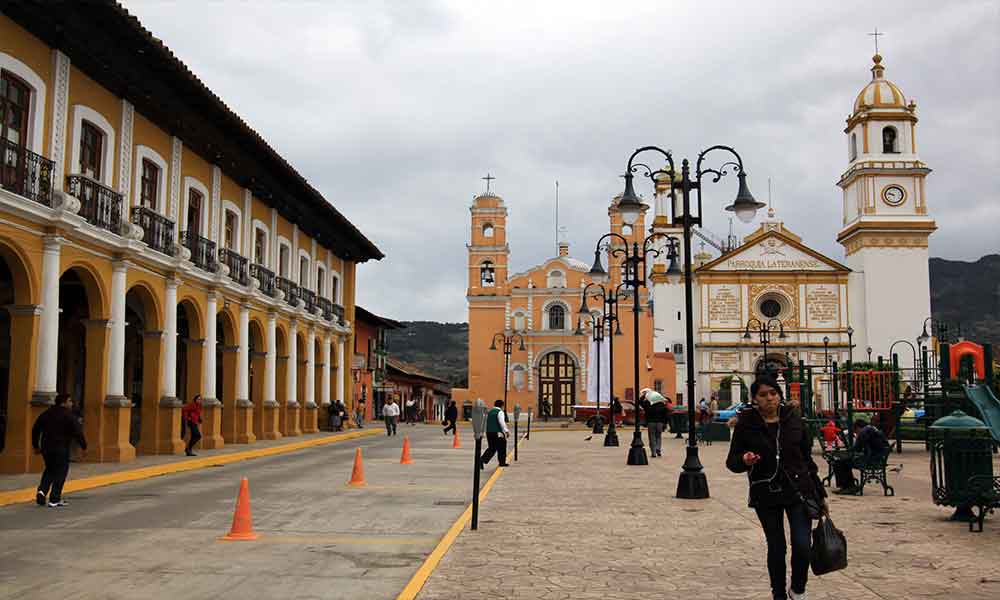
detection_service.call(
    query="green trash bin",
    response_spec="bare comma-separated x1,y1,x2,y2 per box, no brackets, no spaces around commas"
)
670,410,688,439
929,410,995,518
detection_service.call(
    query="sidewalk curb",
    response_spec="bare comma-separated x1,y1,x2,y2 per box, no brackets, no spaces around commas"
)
0,429,379,507
396,436,523,600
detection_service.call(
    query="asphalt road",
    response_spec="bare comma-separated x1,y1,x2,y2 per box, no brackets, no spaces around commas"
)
0,425,494,600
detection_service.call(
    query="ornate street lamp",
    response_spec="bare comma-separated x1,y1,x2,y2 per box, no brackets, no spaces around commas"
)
575,311,607,435
610,144,762,498
743,317,787,375
490,331,526,454
578,281,630,446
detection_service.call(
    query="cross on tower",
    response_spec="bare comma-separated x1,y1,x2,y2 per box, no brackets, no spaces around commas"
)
869,27,884,55
482,173,495,194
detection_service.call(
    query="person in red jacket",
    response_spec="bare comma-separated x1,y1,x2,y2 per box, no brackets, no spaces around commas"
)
181,395,203,456
32,393,87,507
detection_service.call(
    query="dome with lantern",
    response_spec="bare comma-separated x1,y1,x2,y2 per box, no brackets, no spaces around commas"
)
853,54,911,114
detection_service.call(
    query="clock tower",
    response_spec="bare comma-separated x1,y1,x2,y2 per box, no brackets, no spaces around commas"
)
836,53,936,366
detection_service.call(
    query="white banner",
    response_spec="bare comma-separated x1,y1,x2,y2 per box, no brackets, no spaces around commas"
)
586,337,611,406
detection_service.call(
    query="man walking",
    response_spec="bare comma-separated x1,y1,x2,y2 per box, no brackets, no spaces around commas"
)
479,400,509,467
443,400,458,435
383,397,400,436
32,393,86,507
181,395,203,456
639,388,669,458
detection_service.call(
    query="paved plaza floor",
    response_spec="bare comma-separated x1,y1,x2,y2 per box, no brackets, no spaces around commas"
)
418,430,1000,600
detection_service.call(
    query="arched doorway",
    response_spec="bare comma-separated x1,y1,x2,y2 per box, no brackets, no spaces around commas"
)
56,270,90,435
0,257,13,452
538,351,576,417
216,309,238,442
296,331,308,431
248,319,266,439
755,353,788,377
0,241,37,471
275,326,289,434
176,299,204,405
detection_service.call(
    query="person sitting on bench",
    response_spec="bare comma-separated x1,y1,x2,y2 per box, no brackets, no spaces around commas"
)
832,419,890,495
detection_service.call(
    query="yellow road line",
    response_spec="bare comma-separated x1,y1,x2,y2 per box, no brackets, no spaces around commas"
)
0,429,378,507
396,437,521,600
254,534,437,546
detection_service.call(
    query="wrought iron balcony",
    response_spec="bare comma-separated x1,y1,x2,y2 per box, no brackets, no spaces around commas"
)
250,263,277,297
299,288,317,314
218,247,249,285
66,175,122,233
276,276,299,307
333,303,345,325
1,138,53,206
131,206,175,255
180,231,217,272
317,296,333,321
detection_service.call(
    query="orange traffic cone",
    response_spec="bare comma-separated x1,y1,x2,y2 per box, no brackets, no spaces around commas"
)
347,447,367,487
221,477,258,541
452,428,461,449
400,436,413,464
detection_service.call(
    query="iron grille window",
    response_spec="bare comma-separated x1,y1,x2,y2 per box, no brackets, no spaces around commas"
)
140,158,159,210
187,188,203,236
79,121,103,180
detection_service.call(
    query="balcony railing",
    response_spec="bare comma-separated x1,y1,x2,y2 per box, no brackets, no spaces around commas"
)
299,288,317,314
180,231,217,272
317,297,333,321
276,276,298,307
67,175,122,234
250,264,277,297
131,206,175,255
333,303,345,325
1,138,53,206
218,247,248,285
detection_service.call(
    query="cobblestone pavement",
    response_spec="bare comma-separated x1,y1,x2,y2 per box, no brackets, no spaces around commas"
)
418,431,1000,600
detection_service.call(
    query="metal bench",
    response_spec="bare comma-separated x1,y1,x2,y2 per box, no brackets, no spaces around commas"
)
967,475,1000,532
853,450,895,496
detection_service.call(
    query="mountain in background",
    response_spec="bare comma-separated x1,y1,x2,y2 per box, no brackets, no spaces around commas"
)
387,255,1000,385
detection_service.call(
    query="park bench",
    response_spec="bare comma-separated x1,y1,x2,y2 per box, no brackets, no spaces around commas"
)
816,436,843,487
967,474,1000,532
852,449,895,496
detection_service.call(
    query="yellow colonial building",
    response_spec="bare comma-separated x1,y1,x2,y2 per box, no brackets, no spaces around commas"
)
0,4,382,473
456,187,676,417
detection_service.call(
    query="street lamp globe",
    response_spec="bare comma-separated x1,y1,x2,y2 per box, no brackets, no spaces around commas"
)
725,172,764,223
617,173,648,225
588,251,609,284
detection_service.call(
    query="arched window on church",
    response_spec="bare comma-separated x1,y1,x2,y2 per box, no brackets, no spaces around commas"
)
882,126,898,154
480,261,495,287
850,133,858,161
548,304,566,330
547,269,566,288
482,223,494,238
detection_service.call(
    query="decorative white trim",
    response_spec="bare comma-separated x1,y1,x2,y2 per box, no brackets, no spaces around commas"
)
540,298,571,331
220,199,242,250
276,236,292,279
297,248,311,288
251,219,270,267
242,188,252,259
48,49,70,190
0,51,47,154
533,346,580,369
132,145,168,213
546,269,566,288
117,100,134,202
170,137,182,229
69,104,116,187
270,208,278,268
330,270,342,304
211,166,221,244
181,176,210,233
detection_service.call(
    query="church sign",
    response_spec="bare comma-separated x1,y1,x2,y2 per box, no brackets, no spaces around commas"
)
715,237,830,271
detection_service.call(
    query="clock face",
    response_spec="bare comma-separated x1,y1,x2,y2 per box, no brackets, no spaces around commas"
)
622,224,633,236
882,185,906,206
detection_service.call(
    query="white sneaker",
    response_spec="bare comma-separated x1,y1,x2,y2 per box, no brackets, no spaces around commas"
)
47,500,67,507
789,590,807,600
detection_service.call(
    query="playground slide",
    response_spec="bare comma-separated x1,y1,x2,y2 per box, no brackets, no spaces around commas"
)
963,384,1000,443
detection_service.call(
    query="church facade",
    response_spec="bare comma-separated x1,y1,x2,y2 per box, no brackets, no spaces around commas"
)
651,52,935,409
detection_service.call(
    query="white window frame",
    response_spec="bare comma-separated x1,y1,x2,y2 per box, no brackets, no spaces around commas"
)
69,104,116,186
277,236,292,279
512,309,527,332
181,176,210,234
541,299,570,331
482,223,494,238
0,53,46,152
316,263,326,297
547,269,566,288
298,249,312,288
330,270,342,304
251,219,270,267
221,199,242,251
132,145,168,213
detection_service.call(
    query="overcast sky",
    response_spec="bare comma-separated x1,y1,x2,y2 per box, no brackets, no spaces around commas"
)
125,0,999,323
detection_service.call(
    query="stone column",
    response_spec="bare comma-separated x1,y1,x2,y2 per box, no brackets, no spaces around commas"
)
261,311,280,439
33,235,63,405
284,319,301,436
161,278,179,406
321,333,332,406
303,326,318,433
338,337,346,406
200,292,223,449
104,259,128,405
235,303,254,443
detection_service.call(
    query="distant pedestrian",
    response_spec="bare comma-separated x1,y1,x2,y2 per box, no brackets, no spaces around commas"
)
329,399,347,432
611,396,623,426
181,395,203,456
355,401,366,428
443,400,458,435
479,400,509,467
727,375,828,600
541,398,552,422
639,388,669,457
709,396,719,421
383,398,400,436
32,393,87,508
405,397,417,425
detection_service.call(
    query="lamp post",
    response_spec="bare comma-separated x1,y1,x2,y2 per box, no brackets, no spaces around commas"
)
490,331,526,447
574,310,607,435
867,346,873,362
846,326,854,365
607,144,762,497
743,317,787,375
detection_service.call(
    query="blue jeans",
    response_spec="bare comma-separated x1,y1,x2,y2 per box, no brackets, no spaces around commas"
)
755,502,811,600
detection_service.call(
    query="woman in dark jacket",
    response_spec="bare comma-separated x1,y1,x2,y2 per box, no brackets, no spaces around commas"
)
726,375,828,600
443,400,458,435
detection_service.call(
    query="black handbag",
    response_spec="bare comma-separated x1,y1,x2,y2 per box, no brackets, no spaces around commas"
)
810,516,848,576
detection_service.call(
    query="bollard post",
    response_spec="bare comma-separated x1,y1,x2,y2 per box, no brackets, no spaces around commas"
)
471,400,486,531
513,405,521,462
526,410,531,440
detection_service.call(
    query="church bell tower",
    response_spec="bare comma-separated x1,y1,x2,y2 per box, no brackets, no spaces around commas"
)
836,53,936,365
467,181,509,297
